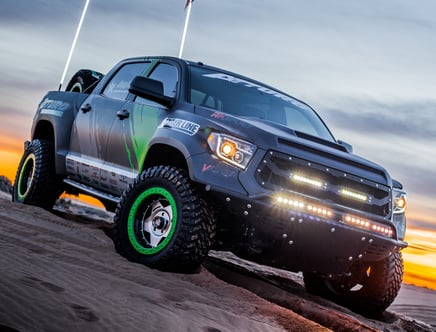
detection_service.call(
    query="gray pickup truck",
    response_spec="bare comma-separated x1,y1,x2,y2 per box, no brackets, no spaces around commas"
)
13,56,407,315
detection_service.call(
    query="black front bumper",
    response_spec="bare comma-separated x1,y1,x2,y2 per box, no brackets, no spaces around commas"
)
214,192,407,276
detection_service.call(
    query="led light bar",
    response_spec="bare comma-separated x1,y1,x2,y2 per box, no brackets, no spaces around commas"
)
275,195,333,218
339,189,368,202
343,215,394,238
292,174,323,188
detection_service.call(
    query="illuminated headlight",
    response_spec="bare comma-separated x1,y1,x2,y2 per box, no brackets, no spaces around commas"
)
207,133,256,170
392,189,407,214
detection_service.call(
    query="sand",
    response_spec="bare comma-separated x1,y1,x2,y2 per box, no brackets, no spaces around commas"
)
0,192,434,332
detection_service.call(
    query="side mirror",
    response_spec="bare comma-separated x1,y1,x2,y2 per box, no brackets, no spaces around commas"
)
129,76,174,107
337,140,353,153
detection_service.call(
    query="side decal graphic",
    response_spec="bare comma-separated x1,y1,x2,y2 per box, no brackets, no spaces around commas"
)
160,117,199,136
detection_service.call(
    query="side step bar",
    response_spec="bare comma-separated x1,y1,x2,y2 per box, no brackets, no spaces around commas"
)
63,179,120,203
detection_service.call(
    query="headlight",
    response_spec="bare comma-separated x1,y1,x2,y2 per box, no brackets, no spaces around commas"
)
207,133,256,170
392,188,407,240
393,189,407,214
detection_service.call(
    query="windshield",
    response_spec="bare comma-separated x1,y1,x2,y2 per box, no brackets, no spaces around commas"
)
189,65,334,142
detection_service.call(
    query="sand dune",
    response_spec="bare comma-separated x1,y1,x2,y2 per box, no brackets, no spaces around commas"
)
0,191,434,331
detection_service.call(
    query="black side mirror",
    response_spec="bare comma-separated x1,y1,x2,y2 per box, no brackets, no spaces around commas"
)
337,140,353,153
129,76,174,107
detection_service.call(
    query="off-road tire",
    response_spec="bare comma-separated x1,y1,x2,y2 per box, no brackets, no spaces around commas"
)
113,165,216,272
65,69,103,93
13,139,61,210
304,251,404,316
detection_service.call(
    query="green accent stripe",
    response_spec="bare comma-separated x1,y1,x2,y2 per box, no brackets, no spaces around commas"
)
127,187,177,255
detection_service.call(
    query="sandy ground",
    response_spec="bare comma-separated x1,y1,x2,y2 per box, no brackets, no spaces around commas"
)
0,192,435,332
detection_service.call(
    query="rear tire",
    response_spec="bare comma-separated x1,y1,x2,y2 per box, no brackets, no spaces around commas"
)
304,251,404,316
65,69,104,93
113,165,216,272
13,139,62,210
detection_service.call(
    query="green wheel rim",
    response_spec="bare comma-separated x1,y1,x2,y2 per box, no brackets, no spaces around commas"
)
127,187,178,255
17,154,36,200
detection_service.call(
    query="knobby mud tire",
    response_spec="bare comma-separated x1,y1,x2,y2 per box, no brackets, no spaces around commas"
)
112,165,216,272
12,139,62,210
304,251,404,316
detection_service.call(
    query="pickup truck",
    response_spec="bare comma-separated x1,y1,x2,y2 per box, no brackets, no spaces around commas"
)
13,56,408,315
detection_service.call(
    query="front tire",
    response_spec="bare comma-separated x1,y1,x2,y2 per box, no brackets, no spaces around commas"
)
113,166,215,272
13,139,62,210
304,251,404,316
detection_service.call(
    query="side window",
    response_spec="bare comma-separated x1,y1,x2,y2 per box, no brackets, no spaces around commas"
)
148,63,178,97
103,62,151,100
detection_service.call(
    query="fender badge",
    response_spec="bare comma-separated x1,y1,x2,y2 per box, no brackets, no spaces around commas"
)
160,118,200,136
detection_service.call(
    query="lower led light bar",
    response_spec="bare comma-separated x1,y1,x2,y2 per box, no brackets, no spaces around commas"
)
343,215,394,238
275,195,394,238
275,195,333,218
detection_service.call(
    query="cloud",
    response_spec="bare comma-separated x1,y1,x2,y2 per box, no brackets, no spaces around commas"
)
0,0,76,25
321,98,436,140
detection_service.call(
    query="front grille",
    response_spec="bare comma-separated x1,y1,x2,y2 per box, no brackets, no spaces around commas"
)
255,150,391,218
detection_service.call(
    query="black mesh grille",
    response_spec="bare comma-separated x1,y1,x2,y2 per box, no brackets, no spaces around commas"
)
255,150,391,218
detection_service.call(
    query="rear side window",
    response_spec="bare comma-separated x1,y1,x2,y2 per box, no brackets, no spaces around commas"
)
103,62,151,100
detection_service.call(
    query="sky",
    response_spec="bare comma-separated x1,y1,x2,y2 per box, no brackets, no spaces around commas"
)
0,0,435,287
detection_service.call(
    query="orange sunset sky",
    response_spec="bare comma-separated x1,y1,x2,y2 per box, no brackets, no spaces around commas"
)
1,1,435,290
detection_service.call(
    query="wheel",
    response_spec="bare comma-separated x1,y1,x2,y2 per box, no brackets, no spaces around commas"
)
13,139,62,210
65,69,104,93
113,166,216,272
304,251,404,316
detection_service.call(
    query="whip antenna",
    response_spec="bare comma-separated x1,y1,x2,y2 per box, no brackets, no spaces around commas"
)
178,0,194,58
59,0,90,91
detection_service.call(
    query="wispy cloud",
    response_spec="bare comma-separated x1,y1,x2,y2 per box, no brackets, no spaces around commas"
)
0,0,76,24
321,99,436,140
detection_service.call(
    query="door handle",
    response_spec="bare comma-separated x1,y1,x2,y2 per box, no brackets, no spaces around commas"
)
117,109,130,120
81,103,92,113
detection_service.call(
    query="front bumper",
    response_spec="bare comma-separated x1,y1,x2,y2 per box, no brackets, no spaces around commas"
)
215,192,407,275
